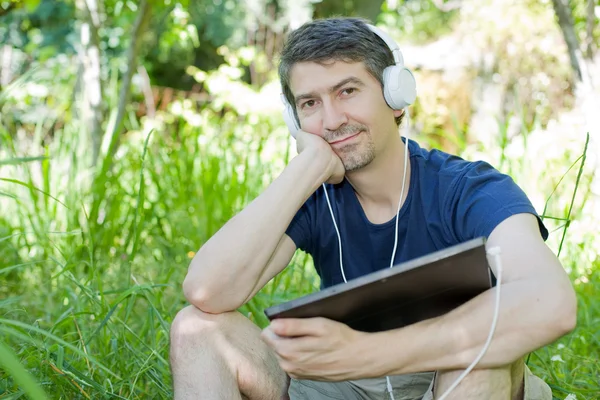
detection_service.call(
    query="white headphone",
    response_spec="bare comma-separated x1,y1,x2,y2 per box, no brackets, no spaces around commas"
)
280,23,417,138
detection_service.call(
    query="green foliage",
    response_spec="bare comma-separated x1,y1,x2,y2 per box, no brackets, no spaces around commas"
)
570,0,599,51
0,56,314,397
0,0,75,58
379,0,459,43
0,340,48,400
529,266,600,399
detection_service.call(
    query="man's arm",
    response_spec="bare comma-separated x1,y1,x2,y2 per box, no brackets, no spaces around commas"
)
363,213,577,376
183,132,344,314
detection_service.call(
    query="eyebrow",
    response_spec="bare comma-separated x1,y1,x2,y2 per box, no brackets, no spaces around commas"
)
294,77,365,106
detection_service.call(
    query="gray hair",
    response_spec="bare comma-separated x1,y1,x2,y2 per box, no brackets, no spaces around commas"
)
278,17,404,126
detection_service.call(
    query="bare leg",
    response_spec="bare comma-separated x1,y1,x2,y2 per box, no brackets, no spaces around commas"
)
170,305,289,400
433,359,525,400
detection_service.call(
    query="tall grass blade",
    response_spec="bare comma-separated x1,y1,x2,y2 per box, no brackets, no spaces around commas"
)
0,156,49,166
557,133,589,257
126,129,153,279
0,340,49,400
0,319,120,379
0,177,69,209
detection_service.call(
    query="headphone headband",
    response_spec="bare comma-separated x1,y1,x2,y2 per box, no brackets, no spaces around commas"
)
366,24,404,67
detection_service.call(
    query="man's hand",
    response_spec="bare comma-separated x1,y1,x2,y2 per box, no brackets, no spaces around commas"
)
295,130,345,184
260,317,369,382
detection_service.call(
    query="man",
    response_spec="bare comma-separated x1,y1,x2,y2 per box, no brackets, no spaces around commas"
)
169,18,577,400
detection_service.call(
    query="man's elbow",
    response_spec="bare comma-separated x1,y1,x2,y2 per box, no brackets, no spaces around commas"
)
182,276,209,310
182,276,242,314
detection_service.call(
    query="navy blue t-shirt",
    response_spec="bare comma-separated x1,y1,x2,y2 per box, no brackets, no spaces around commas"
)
285,138,548,289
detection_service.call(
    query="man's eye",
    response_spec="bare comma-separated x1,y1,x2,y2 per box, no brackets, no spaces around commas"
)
302,100,316,109
341,88,356,95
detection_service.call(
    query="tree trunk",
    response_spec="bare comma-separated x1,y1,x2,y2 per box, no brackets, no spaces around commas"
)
76,0,104,166
585,0,596,60
550,0,583,81
354,0,385,23
431,0,462,12
313,0,384,23
137,65,155,119
1,45,13,89
551,0,600,202
104,0,152,160
89,0,151,228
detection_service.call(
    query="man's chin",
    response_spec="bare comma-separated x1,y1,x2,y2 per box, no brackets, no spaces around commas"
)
343,158,373,172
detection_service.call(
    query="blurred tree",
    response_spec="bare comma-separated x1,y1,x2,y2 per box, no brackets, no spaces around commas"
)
75,0,103,164
552,0,585,81
0,0,41,15
0,0,75,74
430,0,461,12
144,0,236,90
379,0,458,43
550,0,597,83
583,0,596,59
87,0,152,230
550,0,599,195
106,0,151,159
313,0,385,22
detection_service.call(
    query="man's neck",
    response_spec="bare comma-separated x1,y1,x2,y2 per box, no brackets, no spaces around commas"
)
346,134,410,224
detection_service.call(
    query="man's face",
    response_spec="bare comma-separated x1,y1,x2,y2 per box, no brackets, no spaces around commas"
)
289,60,402,171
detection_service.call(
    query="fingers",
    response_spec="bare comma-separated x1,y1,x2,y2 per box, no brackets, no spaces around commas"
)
260,327,316,358
294,129,311,153
269,317,331,337
260,318,328,356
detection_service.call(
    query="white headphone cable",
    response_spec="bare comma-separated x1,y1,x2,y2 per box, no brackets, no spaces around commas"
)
389,108,410,268
322,185,347,283
385,108,410,399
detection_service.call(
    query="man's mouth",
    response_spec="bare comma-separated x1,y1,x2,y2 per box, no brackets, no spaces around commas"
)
329,131,362,145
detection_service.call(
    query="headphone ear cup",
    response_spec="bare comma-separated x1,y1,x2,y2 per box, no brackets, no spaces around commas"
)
280,93,300,138
282,103,300,138
382,65,417,110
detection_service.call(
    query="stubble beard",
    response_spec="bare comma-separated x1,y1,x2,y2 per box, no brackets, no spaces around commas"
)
326,124,375,172
339,132,375,172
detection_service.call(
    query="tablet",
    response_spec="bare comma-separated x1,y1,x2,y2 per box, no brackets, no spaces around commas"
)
264,237,493,332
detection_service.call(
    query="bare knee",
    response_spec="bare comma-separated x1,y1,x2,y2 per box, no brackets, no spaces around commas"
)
170,305,212,345
169,305,234,363
169,305,288,400
434,360,523,400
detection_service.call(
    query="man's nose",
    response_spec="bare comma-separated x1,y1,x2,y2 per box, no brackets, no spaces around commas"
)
322,100,348,132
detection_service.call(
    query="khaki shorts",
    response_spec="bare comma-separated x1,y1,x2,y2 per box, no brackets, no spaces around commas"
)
288,364,552,400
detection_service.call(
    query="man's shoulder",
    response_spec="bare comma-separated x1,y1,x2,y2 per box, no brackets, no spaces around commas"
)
408,139,489,185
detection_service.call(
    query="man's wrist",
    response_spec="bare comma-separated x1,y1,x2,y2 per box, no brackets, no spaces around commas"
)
295,147,333,188
352,330,393,379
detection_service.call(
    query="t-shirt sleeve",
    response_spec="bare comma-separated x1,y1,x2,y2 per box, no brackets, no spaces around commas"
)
285,199,313,253
443,161,549,242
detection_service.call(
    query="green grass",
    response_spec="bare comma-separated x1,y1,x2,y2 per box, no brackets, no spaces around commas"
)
1,90,598,399
0,92,316,398
530,268,600,399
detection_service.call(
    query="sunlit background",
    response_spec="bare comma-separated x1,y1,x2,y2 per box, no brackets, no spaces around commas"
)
0,0,598,398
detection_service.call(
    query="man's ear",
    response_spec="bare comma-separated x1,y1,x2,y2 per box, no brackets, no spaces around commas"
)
393,109,405,118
